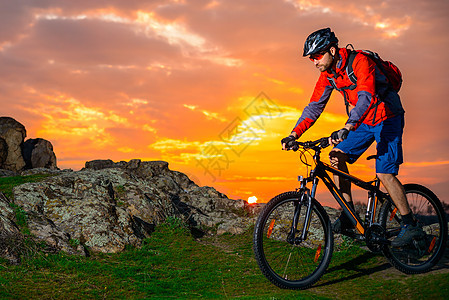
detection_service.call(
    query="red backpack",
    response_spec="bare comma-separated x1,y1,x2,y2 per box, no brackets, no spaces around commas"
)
346,44,403,93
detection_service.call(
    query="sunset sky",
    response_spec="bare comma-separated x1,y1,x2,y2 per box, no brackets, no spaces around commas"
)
1,0,448,207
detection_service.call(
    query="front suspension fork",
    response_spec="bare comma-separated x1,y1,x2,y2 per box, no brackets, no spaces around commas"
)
287,185,316,244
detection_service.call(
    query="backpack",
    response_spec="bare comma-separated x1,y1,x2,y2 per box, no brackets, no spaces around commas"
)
329,45,403,116
345,44,403,93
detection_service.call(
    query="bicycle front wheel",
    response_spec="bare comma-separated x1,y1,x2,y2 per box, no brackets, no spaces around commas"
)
253,191,333,289
379,183,447,273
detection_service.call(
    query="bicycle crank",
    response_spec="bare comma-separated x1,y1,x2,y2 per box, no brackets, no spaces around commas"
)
365,224,387,253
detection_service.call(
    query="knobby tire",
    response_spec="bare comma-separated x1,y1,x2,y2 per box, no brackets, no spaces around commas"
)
379,183,447,274
253,191,333,289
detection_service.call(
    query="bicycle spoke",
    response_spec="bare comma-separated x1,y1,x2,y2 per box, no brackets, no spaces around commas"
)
379,184,447,273
253,192,333,289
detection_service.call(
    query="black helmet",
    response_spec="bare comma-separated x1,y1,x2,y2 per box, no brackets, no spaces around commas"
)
303,28,338,57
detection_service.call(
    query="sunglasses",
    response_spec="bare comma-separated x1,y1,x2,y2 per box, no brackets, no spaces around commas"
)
309,51,328,61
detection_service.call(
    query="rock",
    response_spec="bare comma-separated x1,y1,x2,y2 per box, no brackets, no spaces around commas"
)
0,169,17,177
26,211,85,255
0,192,22,264
8,158,345,257
12,160,264,254
0,193,20,236
0,117,26,172
20,168,71,176
0,138,7,167
0,117,58,173
14,168,141,253
23,138,58,170
84,159,116,170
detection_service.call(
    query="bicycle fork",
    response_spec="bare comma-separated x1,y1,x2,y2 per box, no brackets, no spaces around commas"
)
287,177,318,245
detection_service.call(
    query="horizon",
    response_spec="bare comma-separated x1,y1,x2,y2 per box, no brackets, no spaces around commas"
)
1,1,448,207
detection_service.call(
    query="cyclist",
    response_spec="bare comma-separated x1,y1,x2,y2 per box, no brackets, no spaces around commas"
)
281,28,423,247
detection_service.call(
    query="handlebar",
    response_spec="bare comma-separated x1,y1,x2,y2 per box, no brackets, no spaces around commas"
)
286,137,330,151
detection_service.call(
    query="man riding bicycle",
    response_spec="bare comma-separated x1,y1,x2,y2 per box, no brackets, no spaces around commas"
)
281,28,423,247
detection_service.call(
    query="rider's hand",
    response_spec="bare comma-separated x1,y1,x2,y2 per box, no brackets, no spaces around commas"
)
281,135,296,150
330,128,349,145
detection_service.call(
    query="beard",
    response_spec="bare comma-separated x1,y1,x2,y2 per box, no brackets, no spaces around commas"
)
316,63,329,72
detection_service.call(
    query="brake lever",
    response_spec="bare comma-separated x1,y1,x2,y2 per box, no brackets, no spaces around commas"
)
319,137,330,148
286,141,300,151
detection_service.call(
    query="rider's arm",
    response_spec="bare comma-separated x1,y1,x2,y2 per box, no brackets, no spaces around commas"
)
344,123,354,131
346,54,377,129
292,74,333,137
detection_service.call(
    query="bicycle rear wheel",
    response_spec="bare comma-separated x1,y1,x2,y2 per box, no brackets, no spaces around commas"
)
379,183,447,273
253,191,333,289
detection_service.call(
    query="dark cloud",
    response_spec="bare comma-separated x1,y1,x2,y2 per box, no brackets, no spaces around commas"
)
6,18,181,66
0,0,35,43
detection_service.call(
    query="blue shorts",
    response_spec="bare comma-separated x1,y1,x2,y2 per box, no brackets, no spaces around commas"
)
334,115,404,175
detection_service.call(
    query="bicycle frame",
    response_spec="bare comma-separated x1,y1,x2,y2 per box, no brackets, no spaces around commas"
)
298,148,393,238
254,140,448,289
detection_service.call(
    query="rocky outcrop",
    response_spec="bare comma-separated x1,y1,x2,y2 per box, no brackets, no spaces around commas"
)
23,138,57,170
11,160,263,255
0,138,7,167
0,117,58,174
0,117,26,172
0,194,20,237
0,193,25,264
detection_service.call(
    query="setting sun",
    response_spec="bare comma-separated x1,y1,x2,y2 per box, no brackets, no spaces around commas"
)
248,196,258,204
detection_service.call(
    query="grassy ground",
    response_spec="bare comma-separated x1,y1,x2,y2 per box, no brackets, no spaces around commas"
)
0,175,448,299
0,221,448,299
0,174,54,199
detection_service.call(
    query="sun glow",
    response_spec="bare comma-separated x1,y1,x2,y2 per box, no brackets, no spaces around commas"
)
248,196,258,204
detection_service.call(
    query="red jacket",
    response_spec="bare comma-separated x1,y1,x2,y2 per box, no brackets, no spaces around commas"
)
292,48,404,137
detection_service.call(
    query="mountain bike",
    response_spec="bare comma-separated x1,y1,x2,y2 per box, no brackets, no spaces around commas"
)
253,137,447,289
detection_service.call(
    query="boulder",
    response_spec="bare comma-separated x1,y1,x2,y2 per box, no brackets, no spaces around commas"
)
0,138,7,167
0,193,20,237
0,117,26,172
23,138,58,170
20,168,69,176
12,160,263,254
0,192,22,264
83,159,116,170
0,169,17,177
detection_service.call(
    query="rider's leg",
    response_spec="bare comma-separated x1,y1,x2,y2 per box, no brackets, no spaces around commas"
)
382,175,425,246
329,149,353,204
374,115,424,246
332,123,374,201
376,173,411,216
374,115,409,217
331,123,374,233
329,149,355,233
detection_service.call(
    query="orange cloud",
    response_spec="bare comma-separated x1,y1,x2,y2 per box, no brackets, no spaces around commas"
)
287,0,412,38
0,1,447,206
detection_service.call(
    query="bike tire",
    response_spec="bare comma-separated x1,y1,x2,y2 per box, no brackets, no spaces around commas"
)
253,191,333,289
379,183,447,274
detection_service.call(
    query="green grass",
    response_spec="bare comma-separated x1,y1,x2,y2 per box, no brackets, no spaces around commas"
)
0,174,54,199
0,221,447,299
0,175,447,298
